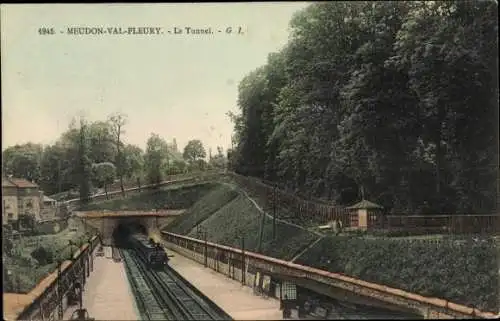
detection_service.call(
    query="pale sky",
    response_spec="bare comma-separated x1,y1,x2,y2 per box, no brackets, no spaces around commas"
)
1,2,309,153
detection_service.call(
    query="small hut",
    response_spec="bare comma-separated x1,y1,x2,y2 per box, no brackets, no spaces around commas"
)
346,200,384,230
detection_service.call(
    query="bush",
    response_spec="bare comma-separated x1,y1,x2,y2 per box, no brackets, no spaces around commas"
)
31,246,54,265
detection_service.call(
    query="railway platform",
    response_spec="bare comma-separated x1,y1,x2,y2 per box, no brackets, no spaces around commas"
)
63,247,139,320
167,252,283,320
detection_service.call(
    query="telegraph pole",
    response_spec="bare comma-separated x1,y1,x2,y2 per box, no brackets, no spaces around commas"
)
273,184,277,240
57,159,62,194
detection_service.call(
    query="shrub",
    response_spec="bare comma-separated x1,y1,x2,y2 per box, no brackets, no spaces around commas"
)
31,246,54,265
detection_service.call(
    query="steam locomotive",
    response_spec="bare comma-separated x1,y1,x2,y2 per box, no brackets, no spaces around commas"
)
128,233,169,268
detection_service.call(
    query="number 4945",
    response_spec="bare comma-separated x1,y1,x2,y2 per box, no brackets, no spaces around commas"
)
38,27,55,35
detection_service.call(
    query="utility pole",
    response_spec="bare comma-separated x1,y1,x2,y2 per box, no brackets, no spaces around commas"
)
57,159,62,194
273,184,277,240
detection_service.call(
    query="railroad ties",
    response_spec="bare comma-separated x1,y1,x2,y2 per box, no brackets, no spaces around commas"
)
120,246,230,320
121,249,172,320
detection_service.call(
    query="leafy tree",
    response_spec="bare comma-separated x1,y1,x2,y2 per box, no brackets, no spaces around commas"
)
229,0,498,213
91,162,116,199
209,146,227,169
171,159,187,174
144,133,169,185
88,121,115,164
182,140,207,166
108,112,128,196
122,144,144,190
2,143,43,182
39,144,66,195
76,116,92,203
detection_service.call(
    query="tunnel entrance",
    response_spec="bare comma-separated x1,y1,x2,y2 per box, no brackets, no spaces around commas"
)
112,221,148,248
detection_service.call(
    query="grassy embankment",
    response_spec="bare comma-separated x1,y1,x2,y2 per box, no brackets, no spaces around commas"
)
166,182,319,261
295,236,498,312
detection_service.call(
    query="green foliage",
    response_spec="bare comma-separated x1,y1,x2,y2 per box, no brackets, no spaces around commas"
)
4,219,90,292
30,246,54,265
91,162,116,194
229,1,498,214
145,133,170,185
2,143,43,183
183,139,207,164
122,144,144,181
208,146,227,170
296,236,499,312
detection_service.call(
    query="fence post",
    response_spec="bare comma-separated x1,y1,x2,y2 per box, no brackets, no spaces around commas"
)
57,260,63,320
204,231,208,268
241,236,246,286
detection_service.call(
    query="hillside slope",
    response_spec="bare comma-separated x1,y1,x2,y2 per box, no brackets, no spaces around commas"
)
165,182,319,261
164,178,498,313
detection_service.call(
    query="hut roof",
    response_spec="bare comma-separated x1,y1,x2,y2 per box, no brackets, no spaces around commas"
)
346,199,383,210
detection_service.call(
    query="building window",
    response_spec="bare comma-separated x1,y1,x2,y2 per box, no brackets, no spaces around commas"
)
8,213,13,219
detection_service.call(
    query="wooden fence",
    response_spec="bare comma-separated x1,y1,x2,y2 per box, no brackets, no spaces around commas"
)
224,172,499,234
368,214,500,234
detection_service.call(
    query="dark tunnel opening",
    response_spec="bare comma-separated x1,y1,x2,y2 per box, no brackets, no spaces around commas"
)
113,221,148,248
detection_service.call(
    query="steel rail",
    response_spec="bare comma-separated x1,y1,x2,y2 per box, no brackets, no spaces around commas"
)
121,248,173,320
129,247,226,320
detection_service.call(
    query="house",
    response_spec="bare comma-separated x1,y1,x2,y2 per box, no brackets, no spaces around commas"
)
42,195,58,207
2,178,19,226
39,194,59,220
2,177,41,226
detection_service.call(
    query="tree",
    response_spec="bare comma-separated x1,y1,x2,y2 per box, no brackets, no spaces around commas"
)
88,121,115,164
182,140,206,167
108,112,128,196
209,146,227,170
2,143,43,182
76,117,92,203
91,162,116,199
171,159,187,174
144,133,169,185
122,144,144,190
228,1,498,213
38,144,65,195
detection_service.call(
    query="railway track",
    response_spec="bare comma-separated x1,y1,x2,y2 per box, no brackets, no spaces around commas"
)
121,249,173,320
122,247,231,320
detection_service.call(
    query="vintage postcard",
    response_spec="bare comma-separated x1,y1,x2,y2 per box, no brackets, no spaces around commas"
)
2,2,498,321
